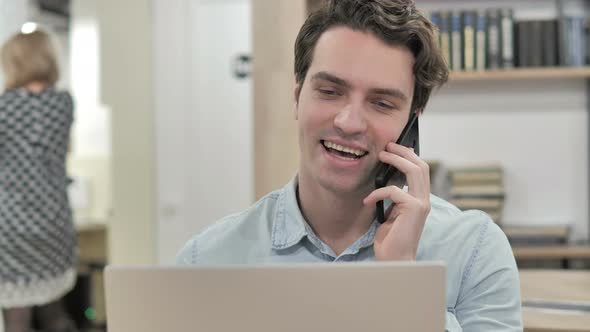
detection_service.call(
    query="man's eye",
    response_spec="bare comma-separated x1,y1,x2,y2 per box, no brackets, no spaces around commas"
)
373,100,394,110
319,89,339,96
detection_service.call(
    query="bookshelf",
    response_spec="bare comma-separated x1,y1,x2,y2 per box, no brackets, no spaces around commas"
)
450,67,590,81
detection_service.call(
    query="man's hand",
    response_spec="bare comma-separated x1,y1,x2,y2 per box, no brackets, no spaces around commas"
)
363,142,431,261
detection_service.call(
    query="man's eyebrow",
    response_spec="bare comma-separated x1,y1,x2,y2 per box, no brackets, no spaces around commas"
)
311,71,351,88
369,88,409,103
311,71,409,102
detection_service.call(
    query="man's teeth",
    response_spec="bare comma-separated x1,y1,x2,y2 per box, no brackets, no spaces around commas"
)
323,141,366,157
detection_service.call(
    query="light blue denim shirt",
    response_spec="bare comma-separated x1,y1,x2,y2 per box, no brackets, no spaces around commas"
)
177,177,523,331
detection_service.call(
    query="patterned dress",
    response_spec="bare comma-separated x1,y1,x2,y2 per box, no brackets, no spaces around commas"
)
0,87,77,308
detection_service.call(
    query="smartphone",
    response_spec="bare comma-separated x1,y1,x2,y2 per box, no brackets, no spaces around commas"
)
374,112,420,223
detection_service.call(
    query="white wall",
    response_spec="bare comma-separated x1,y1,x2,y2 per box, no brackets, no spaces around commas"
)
0,0,27,41
422,80,588,240
419,0,589,241
187,0,253,239
69,0,112,223
70,0,110,160
98,0,156,265
0,0,28,87
154,0,253,264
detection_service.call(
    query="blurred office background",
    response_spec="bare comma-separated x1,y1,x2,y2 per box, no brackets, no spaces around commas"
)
1,0,589,331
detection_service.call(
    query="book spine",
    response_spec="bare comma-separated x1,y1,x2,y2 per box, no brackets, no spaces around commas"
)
500,8,514,68
476,10,487,71
463,11,476,71
568,17,576,66
573,16,585,66
558,15,568,66
451,11,463,71
487,9,501,69
542,20,558,67
530,20,543,67
439,11,453,69
564,17,574,66
516,21,529,67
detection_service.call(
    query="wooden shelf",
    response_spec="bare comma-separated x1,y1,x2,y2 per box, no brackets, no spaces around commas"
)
449,67,590,81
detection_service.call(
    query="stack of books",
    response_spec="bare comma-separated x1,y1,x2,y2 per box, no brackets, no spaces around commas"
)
426,160,445,197
447,164,505,224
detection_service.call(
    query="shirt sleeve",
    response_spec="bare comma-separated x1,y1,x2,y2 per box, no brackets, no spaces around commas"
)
454,216,523,331
176,237,198,265
445,311,463,331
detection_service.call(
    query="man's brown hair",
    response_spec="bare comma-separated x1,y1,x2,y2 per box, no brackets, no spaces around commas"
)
295,0,449,113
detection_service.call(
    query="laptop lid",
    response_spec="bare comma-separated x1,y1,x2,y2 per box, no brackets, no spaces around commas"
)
105,262,446,332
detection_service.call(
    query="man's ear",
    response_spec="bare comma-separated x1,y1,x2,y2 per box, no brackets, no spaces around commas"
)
294,83,301,120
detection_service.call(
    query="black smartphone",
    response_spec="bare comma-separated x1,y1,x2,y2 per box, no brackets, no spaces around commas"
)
374,112,420,223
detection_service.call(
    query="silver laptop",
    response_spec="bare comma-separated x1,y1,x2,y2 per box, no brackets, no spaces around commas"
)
105,262,446,332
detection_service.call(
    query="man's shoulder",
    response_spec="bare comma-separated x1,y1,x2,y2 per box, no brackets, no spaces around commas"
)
427,193,501,235
423,194,508,257
176,189,283,265
423,194,515,303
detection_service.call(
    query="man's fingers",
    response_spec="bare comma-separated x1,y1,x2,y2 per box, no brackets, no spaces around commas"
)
363,185,411,206
379,146,430,200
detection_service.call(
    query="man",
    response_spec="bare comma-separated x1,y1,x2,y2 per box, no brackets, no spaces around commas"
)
177,0,522,330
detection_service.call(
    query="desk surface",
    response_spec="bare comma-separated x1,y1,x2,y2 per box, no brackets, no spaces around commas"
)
520,270,590,332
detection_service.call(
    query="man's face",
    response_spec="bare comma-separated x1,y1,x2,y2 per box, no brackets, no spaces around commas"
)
295,26,415,195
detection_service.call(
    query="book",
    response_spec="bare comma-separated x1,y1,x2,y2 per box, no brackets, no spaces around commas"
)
447,163,503,185
500,8,514,68
449,172,503,185
572,16,586,66
448,163,503,172
450,197,504,210
516,21,530,67
542,20,558,67
450,184,505,198
584,18,590,65
440,11,452,69
487,9,501,69
557,9,568,66
462,11,476,71
451,10,463,71
475,10,487,71
529,20,544,67
431,11,441,36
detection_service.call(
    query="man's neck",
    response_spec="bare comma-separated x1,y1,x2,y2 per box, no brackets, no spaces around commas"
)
297,173,376,256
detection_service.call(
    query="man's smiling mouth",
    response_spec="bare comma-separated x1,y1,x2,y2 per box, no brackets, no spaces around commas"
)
321,140,368,160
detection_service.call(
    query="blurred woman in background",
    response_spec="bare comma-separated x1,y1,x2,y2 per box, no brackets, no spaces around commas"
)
0,29,78,332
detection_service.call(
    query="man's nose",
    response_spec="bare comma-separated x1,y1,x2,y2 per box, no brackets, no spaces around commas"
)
333,101,367,136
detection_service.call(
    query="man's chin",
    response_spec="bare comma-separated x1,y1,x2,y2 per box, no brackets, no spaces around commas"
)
318,175,373,196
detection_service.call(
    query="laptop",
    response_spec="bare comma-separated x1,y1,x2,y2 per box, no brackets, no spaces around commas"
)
104,262,446,332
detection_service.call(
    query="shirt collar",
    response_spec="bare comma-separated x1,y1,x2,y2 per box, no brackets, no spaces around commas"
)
271,176,309,250
270,175,381,254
